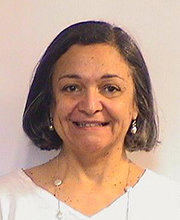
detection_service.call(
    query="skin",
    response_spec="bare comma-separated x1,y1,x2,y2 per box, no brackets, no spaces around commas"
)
25,43,144,216
52,43,137,158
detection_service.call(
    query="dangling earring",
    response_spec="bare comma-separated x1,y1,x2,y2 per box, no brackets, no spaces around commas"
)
49,116,54,131
131,119,137,134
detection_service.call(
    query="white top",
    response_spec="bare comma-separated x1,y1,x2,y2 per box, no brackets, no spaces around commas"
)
0,169,179,220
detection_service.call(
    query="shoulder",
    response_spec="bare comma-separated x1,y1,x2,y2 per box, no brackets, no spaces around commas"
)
131,170,180,219
136,169,180,200
142,169,180,192
0,170,22,188
0,170,26,218
0,170,34,197
136,169,180,207
0,170,55,220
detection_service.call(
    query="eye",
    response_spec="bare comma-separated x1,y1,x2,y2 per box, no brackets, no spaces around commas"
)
61,84,81,92
103,85,121,93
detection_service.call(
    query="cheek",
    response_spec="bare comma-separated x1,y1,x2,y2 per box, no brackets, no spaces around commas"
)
53,98,73,139
105,98,134,121
53,96,77,120
54,101,68,121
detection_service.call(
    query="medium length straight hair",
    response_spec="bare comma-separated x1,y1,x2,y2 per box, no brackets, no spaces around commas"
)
23,20,159,151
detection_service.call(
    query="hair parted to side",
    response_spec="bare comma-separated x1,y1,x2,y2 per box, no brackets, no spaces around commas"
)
23,20,159,151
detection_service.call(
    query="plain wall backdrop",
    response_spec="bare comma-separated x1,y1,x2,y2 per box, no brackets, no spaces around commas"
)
0,0,180,181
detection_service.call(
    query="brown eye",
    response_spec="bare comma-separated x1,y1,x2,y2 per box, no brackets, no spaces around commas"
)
62,84,81,92
103,85,120,93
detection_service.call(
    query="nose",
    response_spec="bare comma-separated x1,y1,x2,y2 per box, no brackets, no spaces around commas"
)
77,89,103,116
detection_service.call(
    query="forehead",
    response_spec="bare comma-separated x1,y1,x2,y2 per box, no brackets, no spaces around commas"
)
53,43,132,81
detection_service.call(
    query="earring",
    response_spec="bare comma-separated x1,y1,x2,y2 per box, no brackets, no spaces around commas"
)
131,119,137,134
49,117,54,131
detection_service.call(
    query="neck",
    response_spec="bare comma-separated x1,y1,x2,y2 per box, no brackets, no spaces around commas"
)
57,144,130,187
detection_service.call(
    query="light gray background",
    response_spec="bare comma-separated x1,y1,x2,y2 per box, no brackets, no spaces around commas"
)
0,0,179,181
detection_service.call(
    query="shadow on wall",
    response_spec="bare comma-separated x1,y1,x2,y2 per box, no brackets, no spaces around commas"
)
127,147,161,170
14,138,60,170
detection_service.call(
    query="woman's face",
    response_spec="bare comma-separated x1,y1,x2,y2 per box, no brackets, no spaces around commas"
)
52,44,137,155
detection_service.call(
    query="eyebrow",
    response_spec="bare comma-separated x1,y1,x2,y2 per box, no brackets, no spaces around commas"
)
58,74,125,81
58,74,81,81
101,74,125,81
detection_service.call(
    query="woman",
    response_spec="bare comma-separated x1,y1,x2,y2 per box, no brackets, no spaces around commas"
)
0,21,179,220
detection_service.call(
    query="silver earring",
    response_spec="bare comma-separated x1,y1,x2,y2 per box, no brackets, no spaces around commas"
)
131,119,137,134
49,117,54,131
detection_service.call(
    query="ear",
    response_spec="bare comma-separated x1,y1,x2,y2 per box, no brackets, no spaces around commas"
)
50,99,56,117
132,102,138,120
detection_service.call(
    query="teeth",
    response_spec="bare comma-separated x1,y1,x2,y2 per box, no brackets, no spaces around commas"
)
74,122,108,127
79,122,102,127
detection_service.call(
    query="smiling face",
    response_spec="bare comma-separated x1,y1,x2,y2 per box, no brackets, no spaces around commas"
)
52,44,138,155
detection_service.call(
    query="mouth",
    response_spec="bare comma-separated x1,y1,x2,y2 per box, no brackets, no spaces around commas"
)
72,121,110,128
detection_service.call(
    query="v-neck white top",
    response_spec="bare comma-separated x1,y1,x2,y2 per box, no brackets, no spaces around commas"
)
0,169,179,220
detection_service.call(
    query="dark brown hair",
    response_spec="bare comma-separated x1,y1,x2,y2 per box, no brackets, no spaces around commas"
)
23,20,159,151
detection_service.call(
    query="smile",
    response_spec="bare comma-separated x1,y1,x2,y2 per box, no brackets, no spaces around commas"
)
72,121,110,128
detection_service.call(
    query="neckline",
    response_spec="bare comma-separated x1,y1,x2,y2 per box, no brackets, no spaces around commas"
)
18,168,148,218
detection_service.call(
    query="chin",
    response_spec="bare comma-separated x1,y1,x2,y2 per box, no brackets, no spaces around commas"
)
70,137,115,155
